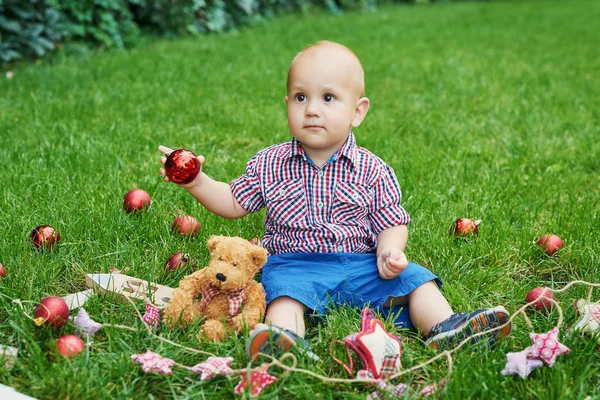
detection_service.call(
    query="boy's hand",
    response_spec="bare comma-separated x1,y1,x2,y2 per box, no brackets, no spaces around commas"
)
158,145,205,187
377,247,408,279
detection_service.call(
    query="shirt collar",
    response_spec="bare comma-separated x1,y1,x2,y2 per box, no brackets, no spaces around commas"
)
281,131,358,170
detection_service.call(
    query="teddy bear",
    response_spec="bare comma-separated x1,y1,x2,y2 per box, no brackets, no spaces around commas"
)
163,235,268,342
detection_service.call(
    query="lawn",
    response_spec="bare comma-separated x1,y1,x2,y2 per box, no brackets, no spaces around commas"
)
1,0,599,398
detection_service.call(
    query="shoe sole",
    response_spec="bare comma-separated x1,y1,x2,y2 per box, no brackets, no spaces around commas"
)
427,306,512,350
246,325,295,361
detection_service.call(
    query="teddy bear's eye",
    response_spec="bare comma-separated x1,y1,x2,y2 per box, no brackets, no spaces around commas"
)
218,257,223,261
233,263,238,267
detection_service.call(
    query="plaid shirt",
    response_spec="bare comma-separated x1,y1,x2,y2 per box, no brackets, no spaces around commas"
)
231,132,410,255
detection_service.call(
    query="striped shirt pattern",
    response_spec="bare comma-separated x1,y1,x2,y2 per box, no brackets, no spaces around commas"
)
230,132,410,255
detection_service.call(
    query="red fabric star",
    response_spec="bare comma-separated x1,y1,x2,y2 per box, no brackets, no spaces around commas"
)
131,351,176,374
234,368,277,397
528,327,570,367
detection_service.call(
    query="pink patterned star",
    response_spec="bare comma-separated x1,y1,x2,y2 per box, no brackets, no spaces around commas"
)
131,351,176,374
143,303,161,328
234,368,277,397
528,327,570,367
191,356,234,380
501,347,544,378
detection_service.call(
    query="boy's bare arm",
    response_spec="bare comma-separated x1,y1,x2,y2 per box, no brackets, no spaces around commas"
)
158,145,249,219
376,225,409,279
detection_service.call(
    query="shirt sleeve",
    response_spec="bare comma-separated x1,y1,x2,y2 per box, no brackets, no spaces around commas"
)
369,163,411,234
230,155,265,213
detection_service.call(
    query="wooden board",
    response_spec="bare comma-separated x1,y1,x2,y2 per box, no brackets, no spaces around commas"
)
85,273,175,308
62,289,96,310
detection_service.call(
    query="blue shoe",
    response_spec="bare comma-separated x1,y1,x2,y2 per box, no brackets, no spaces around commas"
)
246,324,320,361
425,306,511,350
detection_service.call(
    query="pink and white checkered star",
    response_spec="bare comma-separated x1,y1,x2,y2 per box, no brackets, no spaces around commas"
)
131,351,176,374
528,327,570,367
143,303,161,328
191,356,234,380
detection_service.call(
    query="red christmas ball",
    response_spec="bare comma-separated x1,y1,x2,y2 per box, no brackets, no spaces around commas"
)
452,218,481,236
164,149,201,184
55,335,85,359
171,215,200,237
34,296,70,328
123,189,152,213
30,225,61,250
525,287,557,312
0,263,5,278
164,252,195,271
537,234,564,256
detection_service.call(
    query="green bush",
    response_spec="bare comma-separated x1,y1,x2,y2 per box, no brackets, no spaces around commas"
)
51,0,139,49
0,0,63,62
1,0,384,64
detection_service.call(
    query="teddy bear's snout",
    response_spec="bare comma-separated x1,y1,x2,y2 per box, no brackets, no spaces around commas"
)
215,273,227,282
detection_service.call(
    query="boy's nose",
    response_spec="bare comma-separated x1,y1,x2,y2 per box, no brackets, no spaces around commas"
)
305,101,320,117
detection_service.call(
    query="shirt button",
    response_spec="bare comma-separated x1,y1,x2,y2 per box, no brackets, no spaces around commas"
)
278,189,285,196
317,202,323,208
351,192,358,199
318,171,324,177
337,245,344,252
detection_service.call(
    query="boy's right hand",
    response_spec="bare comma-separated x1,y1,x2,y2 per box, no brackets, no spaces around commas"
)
158,145,205,187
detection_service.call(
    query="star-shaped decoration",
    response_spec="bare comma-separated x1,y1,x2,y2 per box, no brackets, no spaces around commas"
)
234,368,277,397
72,308,103,338
191,356,234,380
143,303,161,328
573,299,600,342
354,308,402,379
501,347,544,378
528,327,570,367
131,351,176,374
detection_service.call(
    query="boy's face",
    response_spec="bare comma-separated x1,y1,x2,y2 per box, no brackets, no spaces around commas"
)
285,45,369,162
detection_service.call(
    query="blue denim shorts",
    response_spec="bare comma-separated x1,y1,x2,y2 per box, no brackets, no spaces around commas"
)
260,252,442,329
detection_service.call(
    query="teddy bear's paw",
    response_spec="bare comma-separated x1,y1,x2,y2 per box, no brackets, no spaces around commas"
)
200,319,228,342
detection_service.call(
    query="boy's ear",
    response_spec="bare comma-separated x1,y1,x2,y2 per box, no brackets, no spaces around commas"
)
284,95,288,106
351,97,370,128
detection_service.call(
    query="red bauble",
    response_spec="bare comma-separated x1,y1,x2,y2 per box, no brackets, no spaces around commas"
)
164,149,201,184
171,215,201,237
0,263,5,278
525,287,557,312
123,189,152,213
164,252,194,271
537,234,564,256
34,296,70,328
30,225,61,250
452,218,481,236
55,335,85,359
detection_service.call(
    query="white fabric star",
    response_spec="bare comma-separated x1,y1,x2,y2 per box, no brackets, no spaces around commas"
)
501,347,544,378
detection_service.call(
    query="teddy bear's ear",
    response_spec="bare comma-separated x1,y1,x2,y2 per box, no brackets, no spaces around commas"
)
207,235,224,254
251,245,268,269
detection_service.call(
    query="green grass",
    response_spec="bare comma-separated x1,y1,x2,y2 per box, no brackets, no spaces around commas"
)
1,0,599,398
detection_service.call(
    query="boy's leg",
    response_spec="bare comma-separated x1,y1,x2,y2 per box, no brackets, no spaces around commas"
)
246,296,319,360
408,281,511,350
265,296,307,337
407,281,454,334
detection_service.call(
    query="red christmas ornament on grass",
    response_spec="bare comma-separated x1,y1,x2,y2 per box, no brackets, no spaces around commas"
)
165,149,201,184
55,335,85,359
537,234,564,256
171,215,200,237
0,263,5,278
451,218,481,236
34,296,70,328
123,189,152,213
30,225,61,250
164,252,194,271
525,287,557,312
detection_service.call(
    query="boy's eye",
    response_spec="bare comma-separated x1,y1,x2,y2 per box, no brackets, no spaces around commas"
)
295,94,306,102
323,94,335,103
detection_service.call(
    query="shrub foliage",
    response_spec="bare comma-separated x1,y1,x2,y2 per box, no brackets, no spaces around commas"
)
1,0,384,63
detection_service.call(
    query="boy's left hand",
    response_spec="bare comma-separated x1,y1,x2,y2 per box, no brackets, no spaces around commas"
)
377,248,408,279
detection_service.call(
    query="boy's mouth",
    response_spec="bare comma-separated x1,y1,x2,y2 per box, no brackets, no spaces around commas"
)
304,125,324,130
